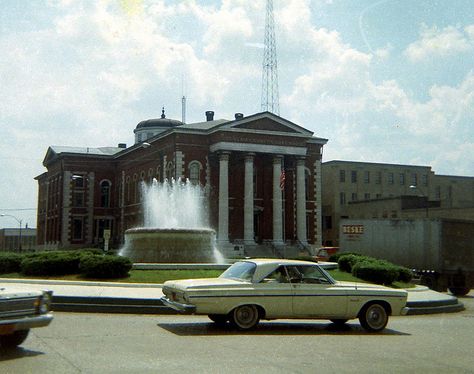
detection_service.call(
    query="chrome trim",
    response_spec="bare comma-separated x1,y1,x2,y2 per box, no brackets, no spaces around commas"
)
160,297,196,314
0,313,53,331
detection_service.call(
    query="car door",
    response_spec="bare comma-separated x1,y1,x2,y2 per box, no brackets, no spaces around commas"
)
252,266,293,318
286,265,348,318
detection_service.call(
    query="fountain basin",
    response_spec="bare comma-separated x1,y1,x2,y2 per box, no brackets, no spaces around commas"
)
122,228,217,263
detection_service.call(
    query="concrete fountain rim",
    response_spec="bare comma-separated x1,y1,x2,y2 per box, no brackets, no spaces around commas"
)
125,227,216,235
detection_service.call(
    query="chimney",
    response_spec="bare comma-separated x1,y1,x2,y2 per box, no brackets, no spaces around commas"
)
205,111,214,121
235,113,244,120
118,143,127,149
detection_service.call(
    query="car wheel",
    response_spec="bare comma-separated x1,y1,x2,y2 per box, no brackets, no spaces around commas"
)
330,319,349,326
229,305,260,330
208,314,228,325
359,303,388,332
0,329,30,348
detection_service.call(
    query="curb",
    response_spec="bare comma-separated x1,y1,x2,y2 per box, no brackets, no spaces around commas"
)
49,294,466,316
52,296,173,314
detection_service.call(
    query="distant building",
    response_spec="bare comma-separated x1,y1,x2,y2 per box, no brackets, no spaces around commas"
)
322,160,474,246
0,227,37,252
36,111,327,256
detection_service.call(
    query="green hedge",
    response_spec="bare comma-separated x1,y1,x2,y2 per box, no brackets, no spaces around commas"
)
338,254,368,273
352,260,399,286
0,250,131,279
337,253,412,285
0,253,23,273
20,251,87,276
79,255,132,278
328,252,360,263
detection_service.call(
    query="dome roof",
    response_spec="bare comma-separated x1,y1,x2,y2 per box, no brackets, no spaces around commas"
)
135,108,182,130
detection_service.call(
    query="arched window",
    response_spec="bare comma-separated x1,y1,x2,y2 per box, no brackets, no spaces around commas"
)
188,161,202,185
100,180,111,207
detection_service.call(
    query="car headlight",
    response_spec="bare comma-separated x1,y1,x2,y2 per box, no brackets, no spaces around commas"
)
36,291,53,314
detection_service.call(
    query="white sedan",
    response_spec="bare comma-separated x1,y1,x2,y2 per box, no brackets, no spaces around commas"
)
161,259,408,332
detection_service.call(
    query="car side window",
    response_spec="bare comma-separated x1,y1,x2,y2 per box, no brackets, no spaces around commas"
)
286,266,303,283
286,265,330,284
263,266,290,283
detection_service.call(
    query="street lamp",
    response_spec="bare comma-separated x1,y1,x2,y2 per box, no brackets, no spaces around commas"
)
409,185,428,218
0,213,23,252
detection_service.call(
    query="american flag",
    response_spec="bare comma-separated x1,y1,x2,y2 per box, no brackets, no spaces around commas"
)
280,169,286,190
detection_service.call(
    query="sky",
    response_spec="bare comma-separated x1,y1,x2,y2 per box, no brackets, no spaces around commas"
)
1,0,473,228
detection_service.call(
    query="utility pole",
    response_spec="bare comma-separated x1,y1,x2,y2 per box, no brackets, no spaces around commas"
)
261,0,280,115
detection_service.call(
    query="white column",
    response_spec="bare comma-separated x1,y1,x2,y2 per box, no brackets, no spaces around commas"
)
296,158,307,244
244,153,255,244
218,152,230,243
272,155,284,245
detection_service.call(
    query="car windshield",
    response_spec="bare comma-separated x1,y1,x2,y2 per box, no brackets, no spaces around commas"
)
219,261,256,282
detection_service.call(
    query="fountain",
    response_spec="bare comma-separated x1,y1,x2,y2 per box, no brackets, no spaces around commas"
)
119,178,223,263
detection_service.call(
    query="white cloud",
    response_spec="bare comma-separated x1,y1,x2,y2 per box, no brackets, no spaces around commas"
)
404,24,472,62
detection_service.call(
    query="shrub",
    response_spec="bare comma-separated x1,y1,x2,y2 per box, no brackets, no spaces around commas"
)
338,254,368,273
328,252,360,263
352,260,399,286
79,255,132,279
20,250,95,276
0,253,23,274
395,266,413,283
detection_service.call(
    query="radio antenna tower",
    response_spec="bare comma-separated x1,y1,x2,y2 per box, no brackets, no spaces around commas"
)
261,0,280,115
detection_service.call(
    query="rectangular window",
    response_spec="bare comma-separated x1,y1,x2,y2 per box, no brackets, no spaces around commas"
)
73,191,84,207
364,171,370,184
340,192,346,205
72,218,83,240
411,173,418,186
73,176,84,188
364,193,370,200
421,174,428,186
339,170,345,183
351,193,358,201
399,173,405,185
351,171,357,183
375,171,381,184
388,172,394,184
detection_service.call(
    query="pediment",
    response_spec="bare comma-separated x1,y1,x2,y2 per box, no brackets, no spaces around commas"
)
221,112,313,136
42,147,58,166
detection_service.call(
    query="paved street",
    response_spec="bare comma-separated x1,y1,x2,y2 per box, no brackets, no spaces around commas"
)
1,292,473,374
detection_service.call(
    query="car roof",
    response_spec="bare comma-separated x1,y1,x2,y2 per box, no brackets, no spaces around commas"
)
241,258,318,266
237,258,321,282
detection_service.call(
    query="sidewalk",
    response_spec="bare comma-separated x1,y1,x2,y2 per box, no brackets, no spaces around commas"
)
1,278,466,315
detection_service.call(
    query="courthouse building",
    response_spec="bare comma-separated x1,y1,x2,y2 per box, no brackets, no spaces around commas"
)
36,111,327,255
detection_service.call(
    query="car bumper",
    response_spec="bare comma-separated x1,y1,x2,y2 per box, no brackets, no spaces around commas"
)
401,307,409,316
0,313,53,334
160,297,196,314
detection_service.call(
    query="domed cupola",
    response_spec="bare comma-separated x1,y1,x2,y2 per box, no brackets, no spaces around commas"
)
134,108,182,144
